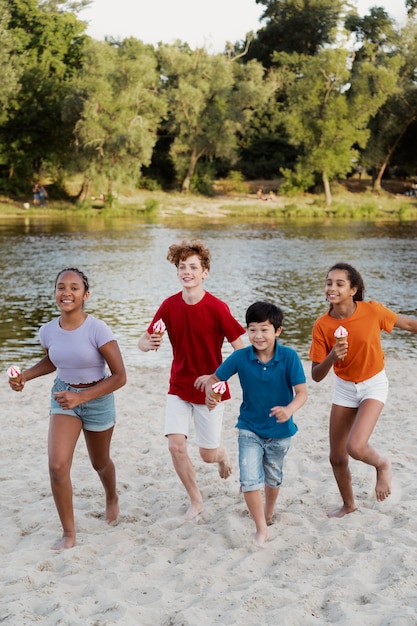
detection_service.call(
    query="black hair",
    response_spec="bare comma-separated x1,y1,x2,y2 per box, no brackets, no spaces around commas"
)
245,301,283,330
55,268,90,292
327,263,365,301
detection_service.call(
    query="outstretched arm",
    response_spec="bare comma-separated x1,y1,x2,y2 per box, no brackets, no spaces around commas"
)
394,314,417,333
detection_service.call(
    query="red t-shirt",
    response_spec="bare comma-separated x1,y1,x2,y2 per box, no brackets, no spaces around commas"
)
147,291,245,403
309,301,397,383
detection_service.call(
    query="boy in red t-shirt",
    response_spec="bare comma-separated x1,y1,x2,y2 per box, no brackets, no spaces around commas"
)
138,240,245,520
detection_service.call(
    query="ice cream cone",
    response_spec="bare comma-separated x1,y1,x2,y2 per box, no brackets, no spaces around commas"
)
334,325,348,361
7,365,22,384
211,381,227,402
153,319,166,337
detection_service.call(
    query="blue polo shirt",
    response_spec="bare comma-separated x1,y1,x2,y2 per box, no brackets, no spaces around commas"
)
215,342,306,439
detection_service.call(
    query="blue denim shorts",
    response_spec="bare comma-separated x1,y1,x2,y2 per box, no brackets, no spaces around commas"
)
238,429,291,492
50,378,116,432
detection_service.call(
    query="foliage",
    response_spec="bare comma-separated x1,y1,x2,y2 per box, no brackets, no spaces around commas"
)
157,44,271,192
66,38,167,198
0,0,89,192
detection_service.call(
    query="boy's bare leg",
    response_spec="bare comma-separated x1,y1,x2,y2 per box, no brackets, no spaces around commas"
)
168,434,203,520
264,485,280,525
200,444,232,479
243,490,268,546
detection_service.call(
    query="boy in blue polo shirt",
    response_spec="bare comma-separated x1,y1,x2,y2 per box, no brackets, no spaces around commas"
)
204,301,307,546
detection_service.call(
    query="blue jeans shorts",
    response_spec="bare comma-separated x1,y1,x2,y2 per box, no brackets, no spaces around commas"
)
50,378,116,432
238,429,291,493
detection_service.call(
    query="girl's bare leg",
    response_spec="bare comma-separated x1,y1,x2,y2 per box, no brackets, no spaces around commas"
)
243,490,268,546
48,414,82,549
328,405,357,518
347,399,391,502
84,426,119,523
264,485,280,525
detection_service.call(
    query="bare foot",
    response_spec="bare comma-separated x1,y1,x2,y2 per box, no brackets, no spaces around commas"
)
265,514,275,526
106,496,120,525
218,450,232,479
327,504,357,518
376,458,392,502
52,532,76,550
184,502,204,521
254,528,268,547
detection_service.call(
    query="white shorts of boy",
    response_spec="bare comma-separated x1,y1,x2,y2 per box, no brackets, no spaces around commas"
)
332,369,388,408
165,394,225,449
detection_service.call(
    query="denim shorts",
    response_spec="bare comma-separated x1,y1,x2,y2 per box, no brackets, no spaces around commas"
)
164,394,225,449
50,378,116,432
333,369,388,408
238,429,291,492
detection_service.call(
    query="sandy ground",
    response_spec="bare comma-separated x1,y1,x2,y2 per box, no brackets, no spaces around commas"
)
1,356,417,625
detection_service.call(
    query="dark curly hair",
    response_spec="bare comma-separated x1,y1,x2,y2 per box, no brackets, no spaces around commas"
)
327,263,365,302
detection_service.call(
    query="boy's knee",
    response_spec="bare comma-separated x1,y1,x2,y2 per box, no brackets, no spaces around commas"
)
199,448,218,463
167,435,186,457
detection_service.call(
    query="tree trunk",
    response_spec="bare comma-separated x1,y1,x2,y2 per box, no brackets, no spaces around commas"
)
322,170,332,206
181,148,199,193
77,177,90,203
373,162,388,193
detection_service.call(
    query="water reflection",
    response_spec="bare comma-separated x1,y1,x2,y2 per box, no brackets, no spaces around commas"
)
1,215,416,370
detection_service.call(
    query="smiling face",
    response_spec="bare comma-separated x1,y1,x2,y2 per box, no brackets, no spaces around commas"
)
177,254,209,289
247,319,282,357
325,269,357,306
55,270,89,312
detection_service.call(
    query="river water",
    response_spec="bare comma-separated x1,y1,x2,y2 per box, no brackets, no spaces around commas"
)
1,214,417,371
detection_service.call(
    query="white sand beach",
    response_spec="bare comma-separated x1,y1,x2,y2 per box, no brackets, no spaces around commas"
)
1,356,417,625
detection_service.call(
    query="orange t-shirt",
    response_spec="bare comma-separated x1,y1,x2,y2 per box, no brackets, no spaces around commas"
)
309,301,397,383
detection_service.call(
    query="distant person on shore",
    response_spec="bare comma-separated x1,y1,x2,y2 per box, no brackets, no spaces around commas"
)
39,185,47,207
309,262,417,518
32,183,40,205
8,268,126,550
138,240,245,520
204,301,307,546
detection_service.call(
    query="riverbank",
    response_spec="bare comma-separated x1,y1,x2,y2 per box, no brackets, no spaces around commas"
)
1,178,417,222
2,357,417,624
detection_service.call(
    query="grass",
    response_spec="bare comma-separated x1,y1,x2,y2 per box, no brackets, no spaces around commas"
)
1,177,417,223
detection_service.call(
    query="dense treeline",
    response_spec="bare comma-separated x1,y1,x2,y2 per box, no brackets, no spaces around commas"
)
1,0,416,205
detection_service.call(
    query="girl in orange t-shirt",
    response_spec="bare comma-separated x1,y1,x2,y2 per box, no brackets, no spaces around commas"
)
309,262,417,519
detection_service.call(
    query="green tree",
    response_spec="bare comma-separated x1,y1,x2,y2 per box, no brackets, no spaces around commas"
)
0,0,88,190
0,1,21,123
246,0,345,67
158,44,271,193
348,13,417,190
66,38,166,201
279,45,399,204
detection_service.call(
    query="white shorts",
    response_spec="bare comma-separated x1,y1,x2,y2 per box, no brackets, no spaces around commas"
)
164,394,225,449
333,369,388,408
